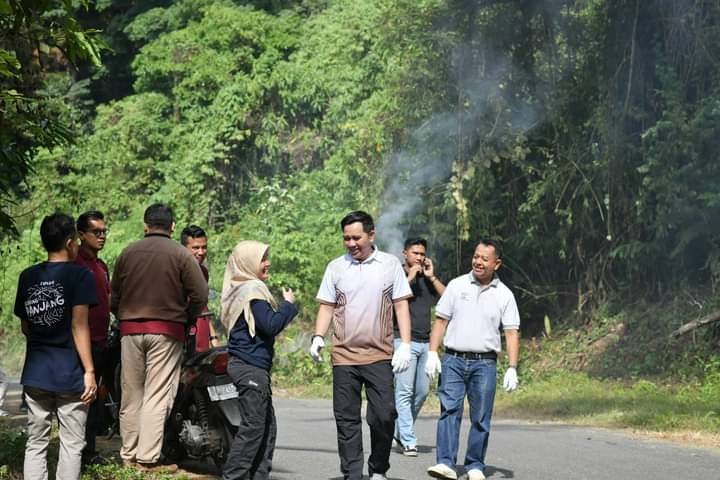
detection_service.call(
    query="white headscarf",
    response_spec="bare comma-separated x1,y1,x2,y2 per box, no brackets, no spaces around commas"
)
220,240,277,337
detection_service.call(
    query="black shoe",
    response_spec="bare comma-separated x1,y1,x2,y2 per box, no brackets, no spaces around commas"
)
82,454,108,468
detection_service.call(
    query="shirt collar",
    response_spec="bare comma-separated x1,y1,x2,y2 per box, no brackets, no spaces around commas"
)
77,246,98,262
346,245,380,265
468,271,499,288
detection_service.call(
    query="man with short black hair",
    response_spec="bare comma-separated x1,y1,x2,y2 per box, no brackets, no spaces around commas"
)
425,239,520,480
112,204,208,473
75,210,111,466
310,210,413,480
180,224,220,351
15,213,98,480
393,237,445,457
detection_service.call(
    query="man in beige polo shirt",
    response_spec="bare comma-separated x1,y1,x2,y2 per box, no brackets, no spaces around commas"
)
310,210,413,480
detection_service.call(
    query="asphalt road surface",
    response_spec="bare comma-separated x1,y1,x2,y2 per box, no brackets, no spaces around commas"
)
3,381,719,479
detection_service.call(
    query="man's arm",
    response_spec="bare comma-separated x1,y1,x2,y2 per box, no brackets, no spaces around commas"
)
314,303,335,336
504,328,520,367
393,299,411,344
71,304,96,405
428,316,449,352
423,258,446,296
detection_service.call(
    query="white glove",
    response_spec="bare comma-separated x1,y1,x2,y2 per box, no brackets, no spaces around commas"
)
391,342,411,373
425,351,441,379
309,335,325,362
503,367,518,392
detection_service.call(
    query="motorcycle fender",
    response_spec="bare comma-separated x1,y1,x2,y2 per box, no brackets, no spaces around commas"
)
216,398,242,427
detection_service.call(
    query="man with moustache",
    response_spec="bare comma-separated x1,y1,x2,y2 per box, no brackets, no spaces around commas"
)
425,239,520,480
310,210,413,480
393,237,445,456
74,210,111,466
181,225,220,351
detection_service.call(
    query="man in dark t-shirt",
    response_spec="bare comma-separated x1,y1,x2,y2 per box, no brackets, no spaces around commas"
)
14,213,98,480
392,237,445,456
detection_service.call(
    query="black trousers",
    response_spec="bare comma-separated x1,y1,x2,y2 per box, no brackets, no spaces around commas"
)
83,343,106,458
222,358,276,480
333,361,397,480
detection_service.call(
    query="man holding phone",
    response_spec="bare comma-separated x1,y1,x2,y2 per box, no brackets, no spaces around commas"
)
393,237,445,456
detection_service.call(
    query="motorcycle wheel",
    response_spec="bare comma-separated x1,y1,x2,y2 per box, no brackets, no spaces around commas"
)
213,421,237,469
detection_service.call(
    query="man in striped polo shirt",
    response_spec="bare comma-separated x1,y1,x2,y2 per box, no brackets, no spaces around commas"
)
310,210,413,480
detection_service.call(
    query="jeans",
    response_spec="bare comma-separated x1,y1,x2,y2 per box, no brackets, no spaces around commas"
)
393,338,430,448
222,358,276,480
435,354,496,472
24,386,88,480
333,361,396,480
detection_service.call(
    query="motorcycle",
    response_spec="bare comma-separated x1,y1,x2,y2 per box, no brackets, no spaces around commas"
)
161,329,242,469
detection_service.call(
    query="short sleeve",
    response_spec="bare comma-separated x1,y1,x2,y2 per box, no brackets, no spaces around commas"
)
391,260,412,300
501,293,520,330
316,265,337,305
73,267,99,307
434,281,455,321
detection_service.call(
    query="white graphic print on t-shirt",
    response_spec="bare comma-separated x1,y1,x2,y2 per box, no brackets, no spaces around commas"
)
24,280,65,326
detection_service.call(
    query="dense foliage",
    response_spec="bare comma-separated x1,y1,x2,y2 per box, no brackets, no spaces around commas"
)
2,0,720,381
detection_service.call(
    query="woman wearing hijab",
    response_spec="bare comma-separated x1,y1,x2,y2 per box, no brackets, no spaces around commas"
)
220,240,297,480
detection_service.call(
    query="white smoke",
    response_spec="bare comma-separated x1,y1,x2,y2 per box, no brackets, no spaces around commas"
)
376,56,538,258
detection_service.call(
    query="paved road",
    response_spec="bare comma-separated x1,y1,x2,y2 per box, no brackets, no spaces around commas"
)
3,381,719,479
269,398,720,480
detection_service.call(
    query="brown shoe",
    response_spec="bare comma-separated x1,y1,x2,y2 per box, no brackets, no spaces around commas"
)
121,459,136,468
137,462,179,474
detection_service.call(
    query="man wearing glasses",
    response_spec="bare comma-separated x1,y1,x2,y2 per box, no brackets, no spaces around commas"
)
75,210,111,467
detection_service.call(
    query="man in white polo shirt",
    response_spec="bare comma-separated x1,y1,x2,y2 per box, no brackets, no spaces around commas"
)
425,239,520,480
309,210,413,480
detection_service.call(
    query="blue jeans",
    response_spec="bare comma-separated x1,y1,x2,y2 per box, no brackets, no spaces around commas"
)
393,338,430,447
435,354,496,471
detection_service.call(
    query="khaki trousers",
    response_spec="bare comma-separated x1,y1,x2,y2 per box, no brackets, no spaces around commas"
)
24,386,88,480
119,334,183,464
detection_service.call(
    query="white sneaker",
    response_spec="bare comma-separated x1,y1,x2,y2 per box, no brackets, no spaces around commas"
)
427,463,457,480
0,409,9,417
466,469,486,480
370,474,388,480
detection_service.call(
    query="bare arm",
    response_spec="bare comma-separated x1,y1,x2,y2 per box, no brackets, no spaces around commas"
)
314,302,335,336
393,299,411,344
504,328,520,367
428,316,449,352
71,304,96,405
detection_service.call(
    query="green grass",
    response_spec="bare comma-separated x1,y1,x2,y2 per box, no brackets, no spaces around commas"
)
494,372,720,435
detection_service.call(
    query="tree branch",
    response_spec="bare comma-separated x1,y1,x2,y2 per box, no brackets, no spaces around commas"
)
670,310,720,338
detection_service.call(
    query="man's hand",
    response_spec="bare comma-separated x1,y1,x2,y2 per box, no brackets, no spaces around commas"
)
407,264,423,282
425,351,441,379
80,371,97,405
392,342,411,373
423,258,435,278
309,335,325,362
282,287,295,303
503,367,518,392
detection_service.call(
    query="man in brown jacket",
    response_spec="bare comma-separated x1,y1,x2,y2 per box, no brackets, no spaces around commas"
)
111,203,208,473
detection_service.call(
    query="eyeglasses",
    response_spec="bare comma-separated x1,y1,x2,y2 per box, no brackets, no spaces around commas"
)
84,228,109,238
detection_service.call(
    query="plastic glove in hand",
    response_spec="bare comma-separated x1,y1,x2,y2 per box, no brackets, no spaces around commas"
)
425,351,441,380
503,367,518,392
309,335,325,362
391,342,411,373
